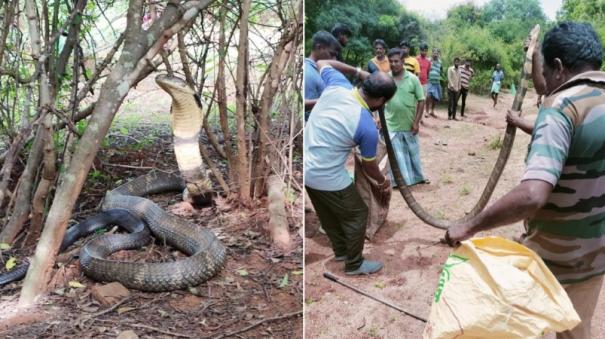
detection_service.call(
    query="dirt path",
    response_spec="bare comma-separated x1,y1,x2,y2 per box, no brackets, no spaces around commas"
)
304,90,605,338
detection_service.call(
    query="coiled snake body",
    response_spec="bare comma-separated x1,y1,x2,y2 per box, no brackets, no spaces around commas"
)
0,75,227,291
96,171,226,291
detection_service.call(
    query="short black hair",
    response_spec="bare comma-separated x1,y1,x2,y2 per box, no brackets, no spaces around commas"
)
331,23,352,38
373,39,387,49
453,57,460,62
419,42,428,51
399,40,410,48
361,72,397,102
312,30,341,52
387,48,403,59
542,22,603,72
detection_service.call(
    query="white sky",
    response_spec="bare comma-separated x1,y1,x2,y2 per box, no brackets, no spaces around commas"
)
398,0,562,21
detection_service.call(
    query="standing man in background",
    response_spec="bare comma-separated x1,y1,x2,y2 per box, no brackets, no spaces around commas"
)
458,59,475,117
385,48,428,186
426,48,442,117
331,23,352,48
304,31,341,121
447,57,461,120
491,63,504,108
400,40,420,76
368,39,390,73
416,43,432,117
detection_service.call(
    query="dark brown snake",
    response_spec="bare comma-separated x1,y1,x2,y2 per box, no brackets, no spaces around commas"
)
1,76,227,291
82,75,226,291
93,171,226,291
379,25,541,229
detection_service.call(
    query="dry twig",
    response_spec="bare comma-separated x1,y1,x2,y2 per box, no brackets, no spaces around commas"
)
207,310,302,339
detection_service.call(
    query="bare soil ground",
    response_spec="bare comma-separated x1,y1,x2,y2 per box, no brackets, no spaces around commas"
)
304,90,605,338
0,76,303,338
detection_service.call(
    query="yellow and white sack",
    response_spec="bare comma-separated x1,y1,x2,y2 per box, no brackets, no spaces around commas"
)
423,237,580,339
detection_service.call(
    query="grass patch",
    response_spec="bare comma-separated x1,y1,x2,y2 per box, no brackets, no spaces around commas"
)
374,281,386,289
459,184,471,196
367,326,380,337
434,210,446,220
488,136,503,150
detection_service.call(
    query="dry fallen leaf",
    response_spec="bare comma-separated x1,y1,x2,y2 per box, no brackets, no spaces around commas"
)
68,280,86,288
5,257,17,270
117,306,136,314
278,273,289,288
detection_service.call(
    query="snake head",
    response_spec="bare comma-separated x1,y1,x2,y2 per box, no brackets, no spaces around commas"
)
182,187,214,208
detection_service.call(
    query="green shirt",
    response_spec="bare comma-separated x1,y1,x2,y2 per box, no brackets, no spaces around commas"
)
385,71,425,132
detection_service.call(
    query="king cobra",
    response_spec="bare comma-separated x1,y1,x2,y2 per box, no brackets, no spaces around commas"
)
379,25,541,230
1,75,226,291
83,74,227,291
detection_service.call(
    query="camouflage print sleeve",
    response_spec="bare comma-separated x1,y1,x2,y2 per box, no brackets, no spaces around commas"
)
522,107,574,186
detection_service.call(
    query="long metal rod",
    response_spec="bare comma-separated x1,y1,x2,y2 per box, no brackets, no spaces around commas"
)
323,272,428,323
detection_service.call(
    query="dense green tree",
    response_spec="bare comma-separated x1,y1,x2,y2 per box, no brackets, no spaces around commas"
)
306,0,604,93
305,0,425,67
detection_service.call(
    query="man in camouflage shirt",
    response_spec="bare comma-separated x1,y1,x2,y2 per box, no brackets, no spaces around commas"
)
446,22,605,339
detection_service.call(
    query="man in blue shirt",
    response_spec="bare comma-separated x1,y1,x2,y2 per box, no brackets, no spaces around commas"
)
305,62,396,275
304,31,341,121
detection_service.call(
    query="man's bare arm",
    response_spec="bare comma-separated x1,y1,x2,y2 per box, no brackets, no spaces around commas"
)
506,110,534,135
411,100,425,134
316,60,370,80
447,180,553,243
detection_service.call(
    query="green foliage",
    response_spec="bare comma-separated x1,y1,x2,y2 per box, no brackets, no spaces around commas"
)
306,0,552,94
88,169,108,182
305,0,426,67
438,0,547,93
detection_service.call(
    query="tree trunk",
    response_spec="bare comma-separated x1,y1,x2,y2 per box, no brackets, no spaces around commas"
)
235,0,251,205
217,0,237,187
0,0,18,67
0,0,47,244
267,175,292,251
19,0,216,306
0,130,44,244
27,89,56,247
0,91,35,210
251,2,302,198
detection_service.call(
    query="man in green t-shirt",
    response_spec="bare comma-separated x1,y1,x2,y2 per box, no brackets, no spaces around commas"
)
384,48,428,186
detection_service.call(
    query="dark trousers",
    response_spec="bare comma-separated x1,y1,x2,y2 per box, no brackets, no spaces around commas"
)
447,89,459,118
306,184,368,271
458,87,468,116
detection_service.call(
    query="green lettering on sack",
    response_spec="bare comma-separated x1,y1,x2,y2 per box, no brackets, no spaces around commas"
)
434,254,468,303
